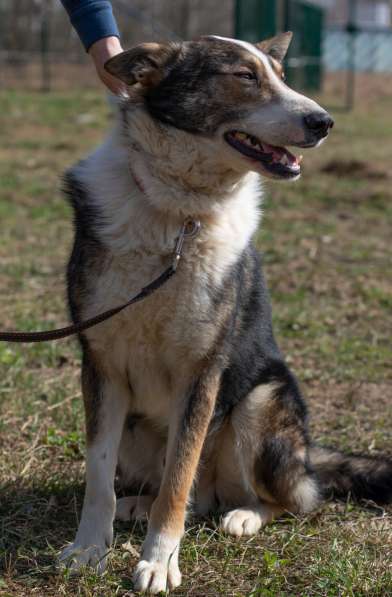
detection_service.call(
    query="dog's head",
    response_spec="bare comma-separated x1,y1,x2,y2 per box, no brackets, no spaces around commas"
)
105,34,333,181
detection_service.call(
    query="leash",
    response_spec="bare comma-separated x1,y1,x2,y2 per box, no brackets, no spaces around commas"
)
0,218,201,343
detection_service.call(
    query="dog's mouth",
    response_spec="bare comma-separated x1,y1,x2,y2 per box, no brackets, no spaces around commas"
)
224,130,302,179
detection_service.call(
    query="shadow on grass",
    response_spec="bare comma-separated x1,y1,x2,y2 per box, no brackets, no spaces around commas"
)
0,481,146,579
0,481,83,574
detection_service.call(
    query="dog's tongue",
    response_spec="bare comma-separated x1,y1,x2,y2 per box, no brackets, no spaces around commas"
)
262,142,299,166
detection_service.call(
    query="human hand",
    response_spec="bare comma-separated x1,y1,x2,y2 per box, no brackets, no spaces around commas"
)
89,36,126,95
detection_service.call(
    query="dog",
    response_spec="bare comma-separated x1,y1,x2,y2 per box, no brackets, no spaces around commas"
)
59,33,392,593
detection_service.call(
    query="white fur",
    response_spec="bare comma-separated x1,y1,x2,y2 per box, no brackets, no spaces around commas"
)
134,530,182,594
292,477,320,513
220,505,275,537
59,379,129,572
75,114,262,257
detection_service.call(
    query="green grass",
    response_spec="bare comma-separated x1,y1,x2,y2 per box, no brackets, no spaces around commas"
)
0,89,391,596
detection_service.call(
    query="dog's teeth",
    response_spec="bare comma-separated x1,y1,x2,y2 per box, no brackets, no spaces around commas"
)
298,155,303,164
280,155,289,166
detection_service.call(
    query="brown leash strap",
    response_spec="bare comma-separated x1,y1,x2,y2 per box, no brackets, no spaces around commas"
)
0,265,176,343
0,218,201,344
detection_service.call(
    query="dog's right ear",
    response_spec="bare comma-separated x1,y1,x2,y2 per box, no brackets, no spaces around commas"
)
256,32,293,63
104,42,181,87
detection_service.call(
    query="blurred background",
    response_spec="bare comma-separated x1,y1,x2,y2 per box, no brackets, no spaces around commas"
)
1,0,392,107
1,2,391,596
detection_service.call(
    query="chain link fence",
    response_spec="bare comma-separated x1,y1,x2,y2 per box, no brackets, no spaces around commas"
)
325,28,392,72
0,0,233,91
0,0,391,108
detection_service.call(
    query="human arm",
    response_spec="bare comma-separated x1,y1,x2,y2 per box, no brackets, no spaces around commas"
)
60,1,125,94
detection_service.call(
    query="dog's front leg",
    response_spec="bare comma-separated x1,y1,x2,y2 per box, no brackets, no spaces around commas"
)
133,365,221,594
60,358,129,573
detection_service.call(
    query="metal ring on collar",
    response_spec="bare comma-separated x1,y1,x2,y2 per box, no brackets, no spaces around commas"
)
183,218,201,238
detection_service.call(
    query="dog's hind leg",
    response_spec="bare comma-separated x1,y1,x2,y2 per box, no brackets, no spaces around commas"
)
213,420,284,537
133,364,221,594
231,380,320,518
117,416,165,496
217,377,320,538
59,351,130,572
115,417,165,522
116,495,154,522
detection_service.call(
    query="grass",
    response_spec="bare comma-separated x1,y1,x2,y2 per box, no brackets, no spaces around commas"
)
0,86,391,596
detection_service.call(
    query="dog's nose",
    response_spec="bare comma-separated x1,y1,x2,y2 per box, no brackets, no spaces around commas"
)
304,112,334,137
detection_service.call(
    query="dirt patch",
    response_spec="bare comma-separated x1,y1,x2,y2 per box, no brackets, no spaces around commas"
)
321,159,388,180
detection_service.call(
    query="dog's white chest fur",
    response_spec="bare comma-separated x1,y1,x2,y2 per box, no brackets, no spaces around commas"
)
73,126,262,423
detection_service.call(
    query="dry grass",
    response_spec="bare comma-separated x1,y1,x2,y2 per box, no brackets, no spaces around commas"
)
0,85,391,596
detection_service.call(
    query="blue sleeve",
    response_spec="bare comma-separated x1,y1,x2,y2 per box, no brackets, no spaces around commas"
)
60,0,120,51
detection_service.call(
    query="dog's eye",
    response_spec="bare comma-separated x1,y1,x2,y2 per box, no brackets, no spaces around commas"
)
234,71,256,81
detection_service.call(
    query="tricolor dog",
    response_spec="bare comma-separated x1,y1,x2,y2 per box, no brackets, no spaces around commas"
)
60,33,392,593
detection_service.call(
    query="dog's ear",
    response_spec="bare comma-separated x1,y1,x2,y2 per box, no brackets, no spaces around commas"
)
256,31,293,63
104,42,181,87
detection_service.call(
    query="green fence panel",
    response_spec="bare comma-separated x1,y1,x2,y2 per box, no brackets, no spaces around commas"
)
235,0,324,91
235,0,276,42
285,0,324,90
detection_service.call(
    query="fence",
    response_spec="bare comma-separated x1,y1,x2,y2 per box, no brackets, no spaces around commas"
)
0,0,233,92
1,0,392,107
324,28,392,72
236,0,324,90
235,0,392,109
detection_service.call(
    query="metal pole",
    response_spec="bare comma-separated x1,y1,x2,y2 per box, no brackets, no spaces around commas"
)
346,0,357,110
276,0,285,32
40,0,51,92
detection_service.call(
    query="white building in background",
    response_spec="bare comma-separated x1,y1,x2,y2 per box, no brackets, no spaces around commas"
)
357,1,391,26
318,0,392,72
311,0,391,27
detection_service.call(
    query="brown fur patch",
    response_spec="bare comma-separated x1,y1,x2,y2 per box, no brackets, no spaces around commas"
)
255,32,293,63
105,42,181,87
148,365,222,536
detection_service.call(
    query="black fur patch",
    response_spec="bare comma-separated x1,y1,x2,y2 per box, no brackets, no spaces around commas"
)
311,446,392,504
81,347,104,442
144,41,251,134
63,169,107,330
213,245,307,427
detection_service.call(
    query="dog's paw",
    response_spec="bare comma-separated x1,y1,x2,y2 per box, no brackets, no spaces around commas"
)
133,558,182,594
220,507,264,537
59,540,110,574
133,529,182,593
115,495,154,522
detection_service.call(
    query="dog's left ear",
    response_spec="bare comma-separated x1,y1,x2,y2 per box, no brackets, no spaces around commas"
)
104,42,181,87
256,31,293,63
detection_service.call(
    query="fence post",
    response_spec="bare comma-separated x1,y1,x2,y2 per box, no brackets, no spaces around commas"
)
276,0,285,32
346,0,357,110
40,0,51,92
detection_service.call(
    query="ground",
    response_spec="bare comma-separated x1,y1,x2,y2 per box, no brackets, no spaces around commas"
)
0,84,391,596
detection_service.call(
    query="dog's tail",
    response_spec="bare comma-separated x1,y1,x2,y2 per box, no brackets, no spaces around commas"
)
309,445,392,504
